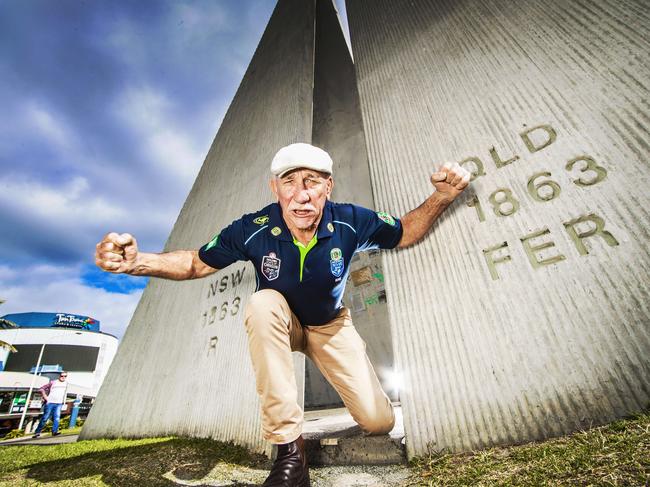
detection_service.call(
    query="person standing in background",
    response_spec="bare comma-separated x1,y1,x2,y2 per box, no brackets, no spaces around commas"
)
32,371,68,438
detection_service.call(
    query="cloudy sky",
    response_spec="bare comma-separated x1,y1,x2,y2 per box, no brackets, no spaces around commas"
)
0,0,350,339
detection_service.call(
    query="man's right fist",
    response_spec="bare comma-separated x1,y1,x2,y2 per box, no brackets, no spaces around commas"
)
95,232,139,274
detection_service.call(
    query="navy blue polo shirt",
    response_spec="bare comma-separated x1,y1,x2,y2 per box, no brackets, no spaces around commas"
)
198,200,403,326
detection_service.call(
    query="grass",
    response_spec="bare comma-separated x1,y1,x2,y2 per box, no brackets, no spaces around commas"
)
0,435,270,486
0,411,647,486
410,409,650,486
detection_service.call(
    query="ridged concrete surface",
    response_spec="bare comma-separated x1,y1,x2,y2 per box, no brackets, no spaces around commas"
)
81,0,315,456
346,0,650,456
307,0,397,409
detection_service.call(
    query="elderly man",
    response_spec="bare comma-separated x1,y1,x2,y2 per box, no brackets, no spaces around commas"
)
95,143,470,486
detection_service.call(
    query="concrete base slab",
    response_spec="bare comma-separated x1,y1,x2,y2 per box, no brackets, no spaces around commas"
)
302,404,406,465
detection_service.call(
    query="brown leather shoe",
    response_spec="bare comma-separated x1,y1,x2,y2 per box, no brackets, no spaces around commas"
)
262,435,309,486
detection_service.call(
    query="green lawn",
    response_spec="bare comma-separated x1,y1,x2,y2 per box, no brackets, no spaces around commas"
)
410,409,650,486
0,410,647,486
0,436,270,486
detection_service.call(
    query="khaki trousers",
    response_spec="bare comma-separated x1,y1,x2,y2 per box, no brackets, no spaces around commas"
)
244,289,395,444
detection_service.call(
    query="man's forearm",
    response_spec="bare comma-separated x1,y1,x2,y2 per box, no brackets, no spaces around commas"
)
127,250,201,280
398,192,452,248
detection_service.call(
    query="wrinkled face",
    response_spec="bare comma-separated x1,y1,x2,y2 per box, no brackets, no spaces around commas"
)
270,168,333,232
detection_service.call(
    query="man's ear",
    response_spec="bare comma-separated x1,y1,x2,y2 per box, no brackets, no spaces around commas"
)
326,176,334,200
269,178,278,200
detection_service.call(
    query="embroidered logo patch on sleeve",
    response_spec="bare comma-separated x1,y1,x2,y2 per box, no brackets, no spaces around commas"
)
377,211,396,226
204,234,220,251
253,215,269,225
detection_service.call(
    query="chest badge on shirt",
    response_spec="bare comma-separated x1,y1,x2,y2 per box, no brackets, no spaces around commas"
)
330,247,344,278
262,252,281,281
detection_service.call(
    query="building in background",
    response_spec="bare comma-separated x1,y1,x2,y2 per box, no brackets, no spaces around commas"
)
0,312,118,436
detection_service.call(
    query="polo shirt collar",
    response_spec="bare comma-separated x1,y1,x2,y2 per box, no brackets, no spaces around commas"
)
268,200,334,241
268,203,293,241
316,200,334,240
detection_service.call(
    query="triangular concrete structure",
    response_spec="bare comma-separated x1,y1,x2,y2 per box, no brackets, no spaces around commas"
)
346,0,650,457
81,0,385,457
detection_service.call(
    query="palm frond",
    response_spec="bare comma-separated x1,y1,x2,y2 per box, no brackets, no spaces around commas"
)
0,318,17,329
0,340,17,353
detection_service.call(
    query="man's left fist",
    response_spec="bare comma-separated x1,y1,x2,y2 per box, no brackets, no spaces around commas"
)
430,162,471,203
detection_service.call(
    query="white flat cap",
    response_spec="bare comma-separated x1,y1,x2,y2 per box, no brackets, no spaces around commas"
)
271,143,333,177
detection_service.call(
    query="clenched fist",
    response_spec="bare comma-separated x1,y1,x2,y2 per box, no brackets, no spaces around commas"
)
430,162,471,203
95,232,139,274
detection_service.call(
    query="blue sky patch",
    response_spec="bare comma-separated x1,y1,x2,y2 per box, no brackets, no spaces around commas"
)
81,265,148,294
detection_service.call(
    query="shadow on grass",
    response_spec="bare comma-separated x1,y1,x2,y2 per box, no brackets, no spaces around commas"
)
24,437,271,486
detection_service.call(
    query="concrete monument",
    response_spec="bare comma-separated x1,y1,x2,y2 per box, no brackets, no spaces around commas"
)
84,0,650,461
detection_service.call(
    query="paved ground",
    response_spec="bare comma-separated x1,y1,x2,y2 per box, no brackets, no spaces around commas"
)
0,432,79,446
161,463,415,486
303,404,404,442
